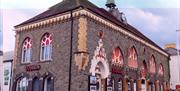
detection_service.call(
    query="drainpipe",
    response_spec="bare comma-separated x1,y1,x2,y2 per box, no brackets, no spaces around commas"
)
68,10,74,91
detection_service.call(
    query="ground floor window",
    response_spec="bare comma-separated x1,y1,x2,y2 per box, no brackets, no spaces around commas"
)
160,84,163,91
33,78,40,91
44,77,53,91
16,77,28,91
118,79,123,91
128,81,131,91
134,82,136,91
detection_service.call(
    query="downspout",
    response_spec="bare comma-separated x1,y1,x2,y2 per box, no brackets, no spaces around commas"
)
68,10,74,91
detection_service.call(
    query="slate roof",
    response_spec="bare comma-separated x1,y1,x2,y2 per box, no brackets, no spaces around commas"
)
15,0,169,56
165,48,180,56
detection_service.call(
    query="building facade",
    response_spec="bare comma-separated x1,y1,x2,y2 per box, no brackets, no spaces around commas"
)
165,44,180,90
12,0,170,91
0,51,3,91
2,51,14,91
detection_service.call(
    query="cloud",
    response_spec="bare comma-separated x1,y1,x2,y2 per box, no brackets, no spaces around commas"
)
2,9,44,52
1,0,62,9
121,8,180,47
122,8,162,32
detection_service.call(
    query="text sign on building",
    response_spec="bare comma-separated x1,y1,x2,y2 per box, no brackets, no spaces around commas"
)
25,65,41,72
111,68,125,74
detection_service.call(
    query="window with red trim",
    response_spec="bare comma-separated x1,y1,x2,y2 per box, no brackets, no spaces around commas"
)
112,47,123,65
41,33,52,61
21,37,32,63
128,47,138,68
158,64,164,76
141,61,147,77
149,56,156,74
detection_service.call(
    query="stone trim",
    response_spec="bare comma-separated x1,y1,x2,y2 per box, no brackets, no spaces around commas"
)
14,9,168,57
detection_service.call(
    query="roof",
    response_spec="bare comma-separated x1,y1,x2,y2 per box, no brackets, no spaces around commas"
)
165,48,180,56
15,0,169,56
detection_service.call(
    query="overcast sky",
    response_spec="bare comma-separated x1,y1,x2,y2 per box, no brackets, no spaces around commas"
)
1,0,180,52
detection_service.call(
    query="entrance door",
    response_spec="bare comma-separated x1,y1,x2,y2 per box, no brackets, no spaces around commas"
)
95,62,106,91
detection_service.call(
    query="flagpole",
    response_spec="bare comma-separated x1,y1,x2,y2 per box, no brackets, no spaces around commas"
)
176,30,180,56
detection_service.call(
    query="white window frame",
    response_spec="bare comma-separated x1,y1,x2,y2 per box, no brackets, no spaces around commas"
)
21,39,32,64
44,77,53,91
40,34,52,61
16,77,28,91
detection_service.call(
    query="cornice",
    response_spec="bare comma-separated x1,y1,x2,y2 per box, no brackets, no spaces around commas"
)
14,9,169,57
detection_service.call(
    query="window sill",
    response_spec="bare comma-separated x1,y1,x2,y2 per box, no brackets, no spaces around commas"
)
39,59,52,63
20,62,31,65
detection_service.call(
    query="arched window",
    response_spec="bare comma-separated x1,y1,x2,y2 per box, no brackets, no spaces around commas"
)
118,79,123,91
22,37,32,63
16,77,28,91
32,77,40,91
44,77,53,91
141,61,147,77
41,33,52,61
128,47,138,68
158,64,164,76
112,47,123,65
149,56,156,74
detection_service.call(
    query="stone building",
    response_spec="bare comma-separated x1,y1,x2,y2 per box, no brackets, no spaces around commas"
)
2,51,14,91
12,0,170,91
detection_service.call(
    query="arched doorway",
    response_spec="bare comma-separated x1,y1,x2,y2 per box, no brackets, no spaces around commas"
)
95,62,106,91
89,39,110,91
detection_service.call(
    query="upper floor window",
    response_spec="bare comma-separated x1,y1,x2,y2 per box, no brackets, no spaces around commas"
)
41,33,52,61
128,47,138,68
21,37,32,63
150,56,156,74
158,64,164,76
16,77,28,91
112,47,123,65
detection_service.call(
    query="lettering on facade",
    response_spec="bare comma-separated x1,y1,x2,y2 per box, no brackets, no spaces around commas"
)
111,68,125,74
25,65,41,72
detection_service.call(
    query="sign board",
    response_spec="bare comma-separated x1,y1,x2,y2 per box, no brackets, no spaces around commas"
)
25,65,41,72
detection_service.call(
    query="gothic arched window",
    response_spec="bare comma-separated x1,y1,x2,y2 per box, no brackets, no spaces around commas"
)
16,77,28,91
128,47,138,68
41,33,52,61
149,56,156,74
112,47,123,65
158,64,164,76
141,61,147,77
44,77,53,91
22,37,32,63
32,77,40,91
